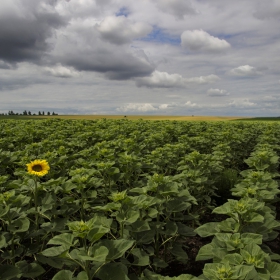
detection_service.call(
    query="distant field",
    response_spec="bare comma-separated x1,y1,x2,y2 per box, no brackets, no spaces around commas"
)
1,115,279,121
0,115,250,121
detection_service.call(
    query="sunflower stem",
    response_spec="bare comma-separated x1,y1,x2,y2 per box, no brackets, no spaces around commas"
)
34,177,39,230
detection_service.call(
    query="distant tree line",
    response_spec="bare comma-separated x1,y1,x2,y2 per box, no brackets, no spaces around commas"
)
0,110,58,116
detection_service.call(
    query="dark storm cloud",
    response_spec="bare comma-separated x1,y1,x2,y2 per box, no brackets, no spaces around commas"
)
63,50,155,80
0,0,66,64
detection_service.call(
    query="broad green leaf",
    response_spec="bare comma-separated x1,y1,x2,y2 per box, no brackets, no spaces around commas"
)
36,254,65,269
134,229,155,244
131,220,151,232
166,199,191,213
77,271,89,280
0,265,21,280
47,233,76,247
87,226,110,243
152,258,168,268
222,253,243,265
177,223,195,237
89,245,109,262
8,216,30,233
161,221,177,236
16,261,45,278
218,218,240,233
120,209,140,225
131,248,150,266
99,239,134,261
170,244,189,263
69,249,95,261
245,212,264,223
266,262,280,280
96,263,129,280
0,232,9,249
41,245,69,257
196,244,214,261
0,206,9,217
195,222,220,237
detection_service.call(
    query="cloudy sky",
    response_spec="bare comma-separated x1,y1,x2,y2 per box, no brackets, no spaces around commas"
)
1,0,280,116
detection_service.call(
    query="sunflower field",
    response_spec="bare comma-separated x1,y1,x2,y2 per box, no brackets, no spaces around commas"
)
0,118,280,280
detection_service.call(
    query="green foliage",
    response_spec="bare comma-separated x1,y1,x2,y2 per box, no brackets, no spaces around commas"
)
0,119,279,279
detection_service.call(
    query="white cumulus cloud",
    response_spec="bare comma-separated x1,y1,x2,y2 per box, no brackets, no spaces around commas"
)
230,65,262,77
207,88,230,96
185,101,198,107
44,64,80,78
135,71,220,88
181,29,231,52
117,103,158,112
186,74,220,84
97,16,152,45
135,70,185,88
228,99,256,108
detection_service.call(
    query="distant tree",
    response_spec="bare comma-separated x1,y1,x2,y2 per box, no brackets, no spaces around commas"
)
38,111,41,116
42,111,45,115
52,112,55,115
33,113,36,115
23,110,28,115
28,111,31,115
47,111,50,116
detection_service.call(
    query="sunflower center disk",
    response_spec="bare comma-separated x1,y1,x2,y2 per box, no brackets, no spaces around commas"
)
32,164,43,172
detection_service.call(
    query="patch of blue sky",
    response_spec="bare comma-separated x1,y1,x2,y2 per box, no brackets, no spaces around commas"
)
115,7,129,17
141,27,181,45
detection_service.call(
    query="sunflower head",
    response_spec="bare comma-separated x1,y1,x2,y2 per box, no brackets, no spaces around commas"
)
26,159,50,177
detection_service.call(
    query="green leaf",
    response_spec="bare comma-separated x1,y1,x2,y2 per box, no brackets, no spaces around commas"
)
218,218,240,233
99,239,134,261
8,216,30,233
41,245,69,257
16,261,45,278
69,248,95,261
77,271,89,280
166,199,191,213
131,220,151,232
89,245,109,262
0,265,21,280
123,209,140,225
0,232,9,249
245,212,264,223
196,244,214,261
266,262,280,280
0,206,9,217
96,263,129,280
222,253,243,265
134,229,155,244
170,244,189,263
161,221,177,236
131,248,150,266
195,222,220,237
47,233,76,247
87,226,110,243
177,223,195,237
153,258,168,268
36,254,65,269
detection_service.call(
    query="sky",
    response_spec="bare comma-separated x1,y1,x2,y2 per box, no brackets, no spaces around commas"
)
0,0,280,116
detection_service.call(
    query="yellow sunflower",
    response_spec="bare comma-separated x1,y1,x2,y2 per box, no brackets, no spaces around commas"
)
26,159,50,177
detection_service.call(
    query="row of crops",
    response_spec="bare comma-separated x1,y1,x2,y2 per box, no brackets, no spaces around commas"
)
0,119,280,279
